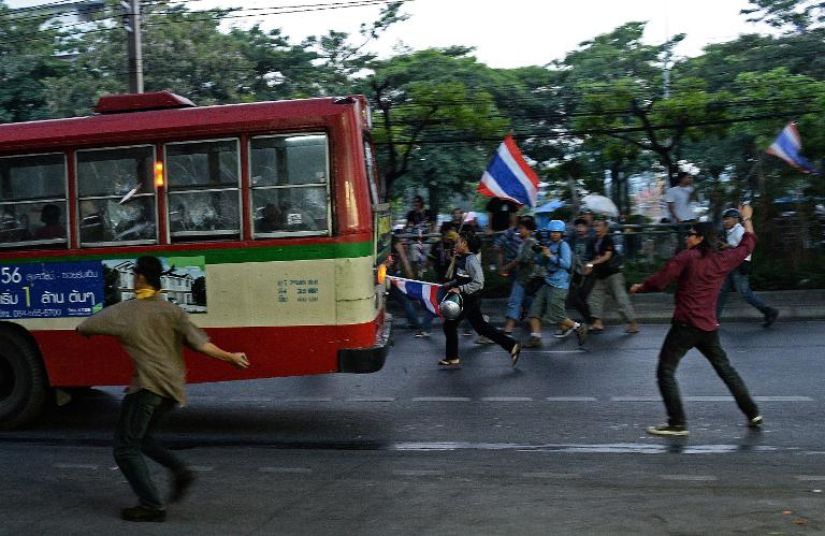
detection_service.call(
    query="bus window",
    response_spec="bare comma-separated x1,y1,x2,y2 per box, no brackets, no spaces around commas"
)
250,134,330,236
0,153,67,248
363,141,380,205
77,145,157,245
165,139,240,240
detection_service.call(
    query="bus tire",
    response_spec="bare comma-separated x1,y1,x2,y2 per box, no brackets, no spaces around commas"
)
0,328,49,430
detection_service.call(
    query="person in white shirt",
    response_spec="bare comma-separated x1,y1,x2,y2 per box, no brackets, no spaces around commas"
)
716,208,779,327
665,172,696,223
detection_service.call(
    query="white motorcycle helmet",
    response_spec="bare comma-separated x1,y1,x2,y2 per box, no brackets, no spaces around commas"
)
440,292,463,321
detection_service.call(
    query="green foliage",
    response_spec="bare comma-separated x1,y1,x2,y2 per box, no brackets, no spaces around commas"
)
0,3,67,122
5,0,825,290
742,0,825,33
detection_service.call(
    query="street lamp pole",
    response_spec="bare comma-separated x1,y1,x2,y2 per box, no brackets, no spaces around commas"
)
123,0,143,93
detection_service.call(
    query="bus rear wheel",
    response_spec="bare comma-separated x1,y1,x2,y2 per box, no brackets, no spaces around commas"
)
0,329,48,430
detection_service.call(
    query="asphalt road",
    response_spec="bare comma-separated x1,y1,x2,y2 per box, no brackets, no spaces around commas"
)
2,320,824,535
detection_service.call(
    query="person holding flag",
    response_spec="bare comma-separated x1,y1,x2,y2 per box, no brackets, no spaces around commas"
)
439,229,521,368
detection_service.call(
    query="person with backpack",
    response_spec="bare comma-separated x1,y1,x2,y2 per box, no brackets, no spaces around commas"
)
524,220,588,348
585,215,639,334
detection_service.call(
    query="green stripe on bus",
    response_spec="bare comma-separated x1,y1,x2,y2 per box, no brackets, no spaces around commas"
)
2,241,373,265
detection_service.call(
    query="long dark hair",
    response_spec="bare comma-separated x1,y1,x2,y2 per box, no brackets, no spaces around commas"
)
691,222,719,256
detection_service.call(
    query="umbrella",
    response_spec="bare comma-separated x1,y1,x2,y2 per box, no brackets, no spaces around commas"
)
581,194,619,217
534,199,565,214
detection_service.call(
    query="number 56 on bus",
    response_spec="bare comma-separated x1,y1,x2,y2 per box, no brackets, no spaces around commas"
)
0,92,392,428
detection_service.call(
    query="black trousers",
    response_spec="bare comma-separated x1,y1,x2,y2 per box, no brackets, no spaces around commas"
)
114,390,187,509
443,294,516,359
657,322,759,427
567,274,595,324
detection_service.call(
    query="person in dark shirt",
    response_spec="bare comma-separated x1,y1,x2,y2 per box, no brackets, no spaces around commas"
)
406,195,436,233
427,225,458,283
33,203,66,240
485,197,520,233
630,204,762,437
585,216,638,334
565,217,595,330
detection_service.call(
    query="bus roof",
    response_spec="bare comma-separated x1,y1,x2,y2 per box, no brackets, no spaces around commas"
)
0,94,367,156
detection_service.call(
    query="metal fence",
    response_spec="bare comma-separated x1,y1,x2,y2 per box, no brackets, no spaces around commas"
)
392,217,825,281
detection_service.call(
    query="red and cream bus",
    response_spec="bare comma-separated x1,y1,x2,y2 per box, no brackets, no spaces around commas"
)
0,91,392,428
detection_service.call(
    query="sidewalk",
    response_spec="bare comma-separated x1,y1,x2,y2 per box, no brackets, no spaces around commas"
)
387,289,825,325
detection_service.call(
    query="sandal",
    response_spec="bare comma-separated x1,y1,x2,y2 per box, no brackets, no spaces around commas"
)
625,328,639,334
438,358,460,367
589,327,604,334
510,343,521,367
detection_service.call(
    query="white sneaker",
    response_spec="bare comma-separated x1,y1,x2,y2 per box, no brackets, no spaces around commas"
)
554,326,575,339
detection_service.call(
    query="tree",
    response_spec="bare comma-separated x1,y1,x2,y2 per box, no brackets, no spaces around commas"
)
0,3,67,122
557,22,706,211
742,0,825,33
362,48,509,199
43,1,257,117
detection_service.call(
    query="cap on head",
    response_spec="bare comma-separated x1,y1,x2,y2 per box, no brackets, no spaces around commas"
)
133,255,163,290
547,220,566,233
593,214,608,222
580,208,594,215
722,208,741,219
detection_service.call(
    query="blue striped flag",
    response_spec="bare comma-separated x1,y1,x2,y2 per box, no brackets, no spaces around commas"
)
767,122,818,174
478,135,540,208
387,276,441,317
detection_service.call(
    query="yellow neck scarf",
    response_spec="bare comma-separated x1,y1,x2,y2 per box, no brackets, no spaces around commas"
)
135,288,160,300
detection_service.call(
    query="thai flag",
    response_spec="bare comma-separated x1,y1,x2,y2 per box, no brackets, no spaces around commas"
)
478,135,540,208
388,276,441,316
767,122,818,174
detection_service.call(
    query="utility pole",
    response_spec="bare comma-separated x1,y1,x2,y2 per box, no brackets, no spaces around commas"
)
122,0,143,93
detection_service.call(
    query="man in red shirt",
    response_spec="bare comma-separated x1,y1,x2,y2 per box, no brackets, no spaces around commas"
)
630,204,762,437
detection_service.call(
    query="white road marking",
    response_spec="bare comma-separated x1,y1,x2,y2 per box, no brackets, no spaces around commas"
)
481,397,533,402
546,397,599,402
660,475,718,482
345,397,396,402
392,469,445,477
532,350,587,354
259,467,312,474
228,397,273,403
521,472,582,479
412,397,472,402
53,463,98,470
796,475,825,481
754,396,814,402
283,397,334,403
612,395,814,402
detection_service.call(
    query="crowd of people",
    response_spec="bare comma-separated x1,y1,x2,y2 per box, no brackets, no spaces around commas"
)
389,195,773,440
389,195,780,362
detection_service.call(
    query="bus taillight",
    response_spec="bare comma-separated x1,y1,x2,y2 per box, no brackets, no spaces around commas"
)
376,263,387,286
154,161,164,187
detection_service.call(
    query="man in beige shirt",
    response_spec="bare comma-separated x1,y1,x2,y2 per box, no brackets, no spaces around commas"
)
78,255,249,522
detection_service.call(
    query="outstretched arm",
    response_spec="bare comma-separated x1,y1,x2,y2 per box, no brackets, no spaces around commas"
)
196,342,250,369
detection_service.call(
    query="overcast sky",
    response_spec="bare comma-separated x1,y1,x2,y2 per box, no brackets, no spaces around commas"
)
9,0,776,68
